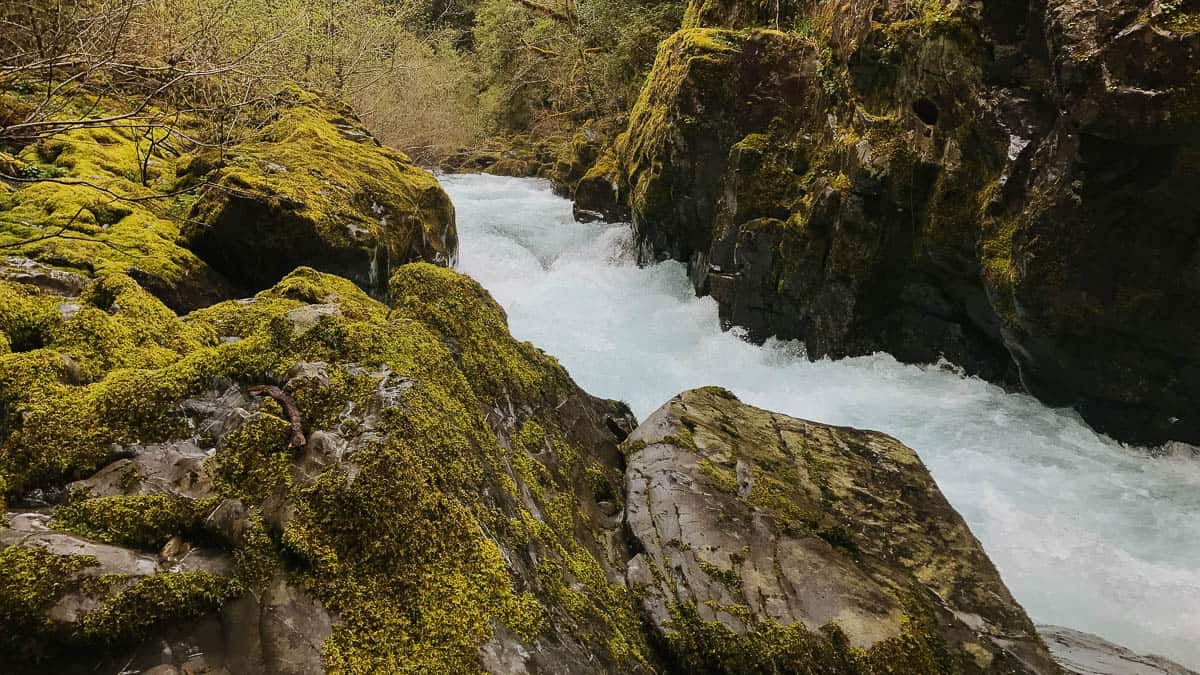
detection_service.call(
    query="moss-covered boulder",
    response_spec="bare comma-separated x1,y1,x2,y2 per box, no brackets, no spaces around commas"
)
184,89,457,297
0,265,645,673
0,105,237,312
573,146,630,223
623,387,1060,674
599,0,1200,446
615,28,813,261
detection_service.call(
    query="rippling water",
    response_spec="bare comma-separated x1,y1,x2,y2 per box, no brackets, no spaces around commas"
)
442,173,1200,668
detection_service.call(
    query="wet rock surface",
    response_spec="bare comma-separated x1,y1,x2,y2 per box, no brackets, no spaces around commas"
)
1040,626,1199,675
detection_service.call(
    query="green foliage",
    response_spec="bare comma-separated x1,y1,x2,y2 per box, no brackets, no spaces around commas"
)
474,0,684,131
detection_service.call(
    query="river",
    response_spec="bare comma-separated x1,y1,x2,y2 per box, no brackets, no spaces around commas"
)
442,173,1200,668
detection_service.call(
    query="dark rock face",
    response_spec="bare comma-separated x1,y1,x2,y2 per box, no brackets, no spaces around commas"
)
602,0,1200,446
623,387,1060,674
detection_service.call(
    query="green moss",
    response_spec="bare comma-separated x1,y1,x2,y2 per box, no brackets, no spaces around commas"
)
666,602,863,673
619,28,742,228
53,274,212,378
389,262,570,404
0,281,63,353
0,546,98,654
665,596,944,674
76,571,242,644
698,459,738,493
3,262,649,671
1155,0,1200,34
185,87,456,294
52,493,218,550
697,558,742,592
0,105,216,302
207,412,294,503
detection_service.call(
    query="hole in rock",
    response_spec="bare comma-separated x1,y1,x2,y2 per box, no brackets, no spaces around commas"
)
913,97,939,126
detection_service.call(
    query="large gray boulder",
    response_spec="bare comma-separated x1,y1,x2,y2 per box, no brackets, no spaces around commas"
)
623,387,1061,674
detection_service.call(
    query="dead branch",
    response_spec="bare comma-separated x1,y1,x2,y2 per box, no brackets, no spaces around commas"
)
248,385,307,448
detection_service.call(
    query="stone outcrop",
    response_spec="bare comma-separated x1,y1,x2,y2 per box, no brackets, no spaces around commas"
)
3,260,1170,672
0,265,642,673
593,0,1200,447
623,387,1059,674
184,88,457,297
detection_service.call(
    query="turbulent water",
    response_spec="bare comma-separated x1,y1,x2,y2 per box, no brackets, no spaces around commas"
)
442,173,1200,668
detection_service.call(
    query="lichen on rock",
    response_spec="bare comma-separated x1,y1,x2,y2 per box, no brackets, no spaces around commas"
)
623,387,1060,674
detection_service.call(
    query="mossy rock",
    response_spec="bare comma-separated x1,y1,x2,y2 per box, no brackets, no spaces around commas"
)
624,387,1060,674
600,0,1200,445
0,101,236,312
573,146,630,223
1,264,643,673
616,28,813,261
184,88,457,297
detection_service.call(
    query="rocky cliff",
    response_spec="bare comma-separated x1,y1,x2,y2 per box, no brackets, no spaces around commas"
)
577,0,1200,447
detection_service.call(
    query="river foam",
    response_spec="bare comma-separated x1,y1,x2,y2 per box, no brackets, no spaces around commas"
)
443,173,1200,668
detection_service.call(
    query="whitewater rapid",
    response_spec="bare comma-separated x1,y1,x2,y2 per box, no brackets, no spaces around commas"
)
442,174,1200,668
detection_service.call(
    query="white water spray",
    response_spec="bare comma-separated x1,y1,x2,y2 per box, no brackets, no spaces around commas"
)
443,174,1200,668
